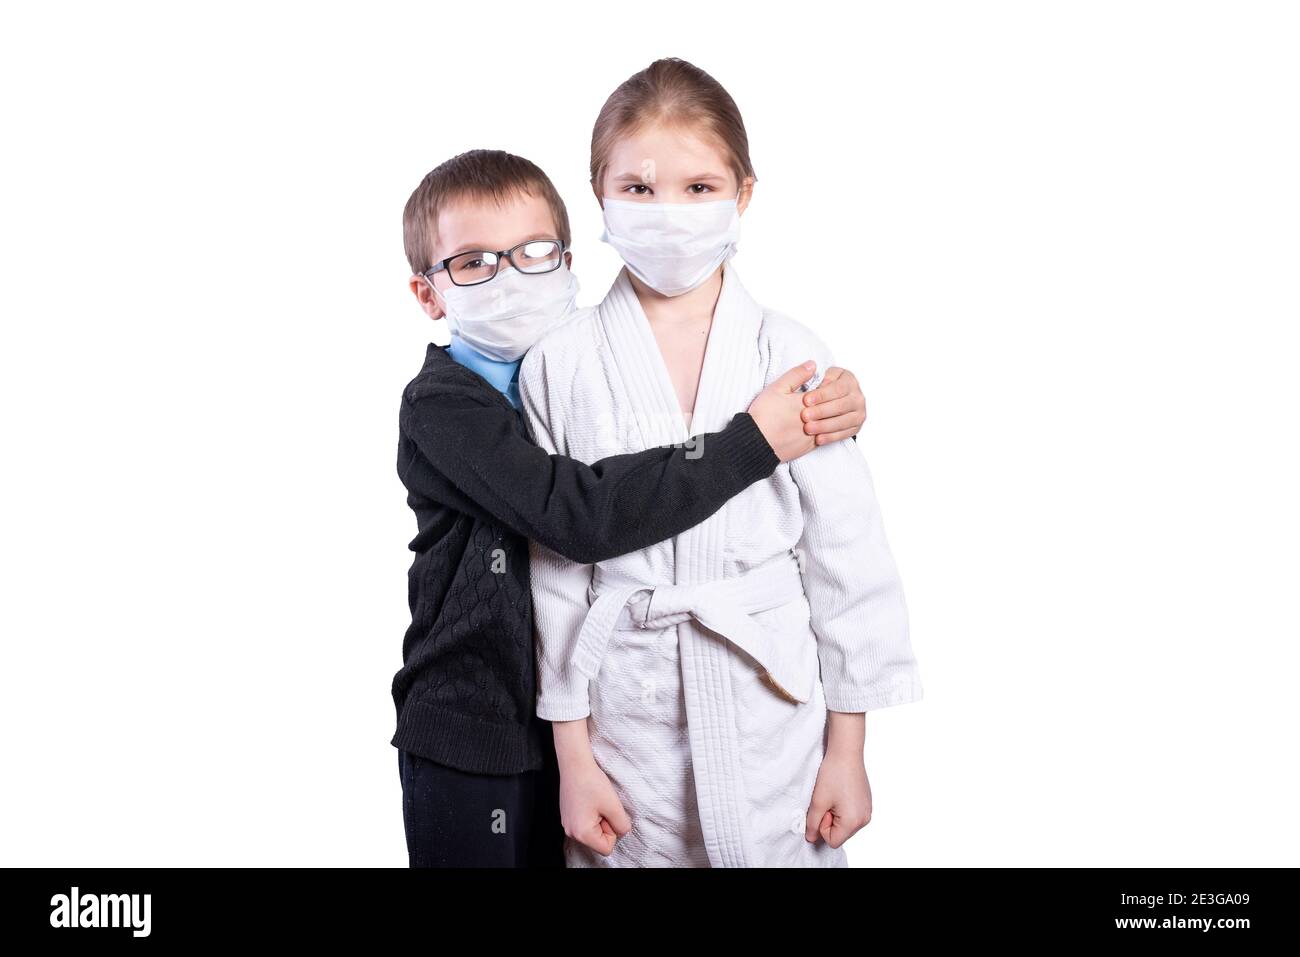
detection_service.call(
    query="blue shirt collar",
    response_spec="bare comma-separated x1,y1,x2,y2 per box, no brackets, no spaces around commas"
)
446,335,522,409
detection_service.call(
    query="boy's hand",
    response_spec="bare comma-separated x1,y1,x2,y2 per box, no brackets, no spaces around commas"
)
748,362,820,462
802,366,867,444
559,755,631,856
805,712,873,848
552,719,630,856
749,363,868,462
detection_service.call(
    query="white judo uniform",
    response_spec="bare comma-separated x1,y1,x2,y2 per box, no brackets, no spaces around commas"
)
519,264,923,868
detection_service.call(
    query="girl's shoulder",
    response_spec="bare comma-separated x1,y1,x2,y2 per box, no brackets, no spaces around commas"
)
755,305,837,389
519,304,601,384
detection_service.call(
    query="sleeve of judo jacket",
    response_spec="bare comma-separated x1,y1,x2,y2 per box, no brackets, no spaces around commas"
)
518,379,600,722
526,531,596,722
400,386,778,567
774,319,926,713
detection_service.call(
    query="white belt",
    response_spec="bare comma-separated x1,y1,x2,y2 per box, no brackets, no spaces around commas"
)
571,550,814,704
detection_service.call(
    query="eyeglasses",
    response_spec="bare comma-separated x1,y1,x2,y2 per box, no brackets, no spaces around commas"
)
423,239,566,287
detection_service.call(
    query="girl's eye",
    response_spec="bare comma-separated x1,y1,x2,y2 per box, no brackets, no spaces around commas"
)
688,184,713,194
624,184,651,195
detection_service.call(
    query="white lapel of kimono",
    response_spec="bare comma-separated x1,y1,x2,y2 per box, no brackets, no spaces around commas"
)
596,267,691,452
686,263,765,437
671,262,767,868
678,262,765,582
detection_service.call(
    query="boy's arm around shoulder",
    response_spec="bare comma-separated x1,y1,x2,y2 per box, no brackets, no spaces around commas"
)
397,347,779,566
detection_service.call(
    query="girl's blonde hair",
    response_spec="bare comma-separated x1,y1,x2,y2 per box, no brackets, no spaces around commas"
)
589,58,756,194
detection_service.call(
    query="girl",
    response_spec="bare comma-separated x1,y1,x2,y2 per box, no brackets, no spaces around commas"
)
518,58,923,867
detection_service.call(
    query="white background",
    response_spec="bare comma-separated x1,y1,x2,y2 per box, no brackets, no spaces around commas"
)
1,1,1296,867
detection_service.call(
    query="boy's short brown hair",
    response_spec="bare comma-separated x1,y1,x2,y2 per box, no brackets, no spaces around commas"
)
402,149,572,275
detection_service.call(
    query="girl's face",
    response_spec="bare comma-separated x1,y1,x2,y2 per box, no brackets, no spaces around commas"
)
600,122,753,213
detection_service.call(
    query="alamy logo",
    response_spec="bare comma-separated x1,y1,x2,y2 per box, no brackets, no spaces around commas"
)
49,886,151,938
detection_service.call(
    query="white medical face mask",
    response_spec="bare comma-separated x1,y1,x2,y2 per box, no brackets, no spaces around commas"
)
599,195,741,297
431,262,580,362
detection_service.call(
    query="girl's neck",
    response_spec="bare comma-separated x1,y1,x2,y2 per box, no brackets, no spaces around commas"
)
626,265,725,420
628,266,724,328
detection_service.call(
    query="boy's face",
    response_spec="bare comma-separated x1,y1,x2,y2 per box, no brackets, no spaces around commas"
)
409,190,572,322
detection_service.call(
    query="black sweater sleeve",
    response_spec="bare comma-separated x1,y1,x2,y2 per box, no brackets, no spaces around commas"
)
399,389,778,565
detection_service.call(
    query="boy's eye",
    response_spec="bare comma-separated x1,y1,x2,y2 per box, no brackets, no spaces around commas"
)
447,251,499,284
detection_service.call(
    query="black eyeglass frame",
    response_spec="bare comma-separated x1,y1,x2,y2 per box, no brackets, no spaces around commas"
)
422,239,568,287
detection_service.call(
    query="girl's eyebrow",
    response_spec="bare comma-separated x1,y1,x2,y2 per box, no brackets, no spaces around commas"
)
610,171,728,184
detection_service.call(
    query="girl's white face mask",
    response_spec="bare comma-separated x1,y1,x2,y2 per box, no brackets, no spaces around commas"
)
599,196,741,297
431,262,580,362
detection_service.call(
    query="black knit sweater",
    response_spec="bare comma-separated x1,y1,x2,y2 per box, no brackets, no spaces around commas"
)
392,343,780,775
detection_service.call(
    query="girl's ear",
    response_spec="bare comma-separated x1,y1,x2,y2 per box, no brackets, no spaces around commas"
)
737,176,756,216
563,250,574,270
409,274,446,322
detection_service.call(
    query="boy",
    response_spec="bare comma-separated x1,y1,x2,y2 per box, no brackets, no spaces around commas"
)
393,149,867,867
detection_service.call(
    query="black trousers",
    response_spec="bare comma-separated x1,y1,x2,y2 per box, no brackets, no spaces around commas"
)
397,743,565,868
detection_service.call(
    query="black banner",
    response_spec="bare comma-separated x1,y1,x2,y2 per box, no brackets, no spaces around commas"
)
5,867,1288,945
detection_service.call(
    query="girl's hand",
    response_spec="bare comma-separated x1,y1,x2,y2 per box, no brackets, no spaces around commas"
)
552,719,630,856
805,712,873,848
802,366,867,444
559,756,632,856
